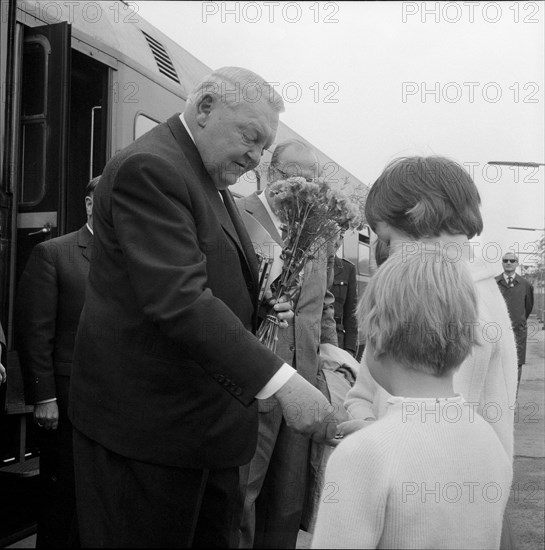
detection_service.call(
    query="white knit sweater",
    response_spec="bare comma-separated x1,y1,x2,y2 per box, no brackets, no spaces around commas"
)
312,396,512,549
345,257,518,459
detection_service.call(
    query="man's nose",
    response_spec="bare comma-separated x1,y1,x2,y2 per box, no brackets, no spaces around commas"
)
246,146,261,168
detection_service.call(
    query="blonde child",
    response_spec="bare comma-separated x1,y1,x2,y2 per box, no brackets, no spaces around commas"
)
312,249,512,549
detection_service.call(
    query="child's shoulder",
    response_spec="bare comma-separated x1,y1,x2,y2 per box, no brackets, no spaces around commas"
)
339,412,410,458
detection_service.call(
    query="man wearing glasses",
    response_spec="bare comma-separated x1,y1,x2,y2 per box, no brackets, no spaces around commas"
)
236,139,338,548
496,252,534,390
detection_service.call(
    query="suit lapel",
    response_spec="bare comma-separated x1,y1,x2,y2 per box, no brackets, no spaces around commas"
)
496,274,509,289
220,190,259,286
77,224,93,261
240,192,283,246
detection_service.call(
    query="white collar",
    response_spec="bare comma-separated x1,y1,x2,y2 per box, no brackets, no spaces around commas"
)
86,223,93,235
504,273,516,282
179,113,196,145
180,113,222,200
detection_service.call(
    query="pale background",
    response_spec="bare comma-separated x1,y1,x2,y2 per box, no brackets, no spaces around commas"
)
135,0,544,273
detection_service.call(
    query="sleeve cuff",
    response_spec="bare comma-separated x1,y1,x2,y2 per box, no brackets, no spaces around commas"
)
35,398,57,404
256,363,296,399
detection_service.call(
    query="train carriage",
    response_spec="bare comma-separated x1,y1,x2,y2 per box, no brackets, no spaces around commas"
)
0,1,373,543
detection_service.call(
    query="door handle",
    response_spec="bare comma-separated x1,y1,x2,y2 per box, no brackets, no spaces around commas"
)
28,223,52,236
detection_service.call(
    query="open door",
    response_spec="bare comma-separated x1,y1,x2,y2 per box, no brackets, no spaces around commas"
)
15,22,71,286
3,20,70,443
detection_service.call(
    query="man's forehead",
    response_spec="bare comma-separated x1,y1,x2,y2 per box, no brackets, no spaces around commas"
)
235,101,278,134
277,146,319,169
504,253,517,259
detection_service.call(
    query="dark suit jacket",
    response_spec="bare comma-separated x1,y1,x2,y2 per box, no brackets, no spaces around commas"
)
16,225,92,404
69,114,283,469
236,192,338,385
496,273,534,364
332,257,358,354
0,322,5,370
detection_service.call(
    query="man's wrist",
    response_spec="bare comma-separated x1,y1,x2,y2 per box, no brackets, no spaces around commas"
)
256,363,296,399
35,398,57,404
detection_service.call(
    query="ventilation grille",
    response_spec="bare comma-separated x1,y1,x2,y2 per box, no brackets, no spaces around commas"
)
141,31,180,84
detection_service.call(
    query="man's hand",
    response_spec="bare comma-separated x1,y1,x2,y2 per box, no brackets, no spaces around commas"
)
326,418,374,447
34,401,59,430
0,363,6,384
273,372,337,442
264,290,294,328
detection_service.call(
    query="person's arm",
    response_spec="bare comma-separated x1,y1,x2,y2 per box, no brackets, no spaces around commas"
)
344,352,378,422
112,153,336,441
0,323,5,384
15,244,59,429
311,433,387,549
321,244,339,346
342,263,358,355
320,289,338,346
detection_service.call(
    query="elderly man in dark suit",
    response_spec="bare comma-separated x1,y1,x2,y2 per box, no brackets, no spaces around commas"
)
68,67,337,548
236,139,338,548
496,252,534,389
16,176,99,548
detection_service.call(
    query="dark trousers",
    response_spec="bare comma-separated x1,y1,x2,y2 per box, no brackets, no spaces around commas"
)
36,376,79,548
73,428,240,548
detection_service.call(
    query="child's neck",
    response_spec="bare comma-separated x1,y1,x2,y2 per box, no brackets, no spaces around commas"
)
389,233,473,262
388,367,457,399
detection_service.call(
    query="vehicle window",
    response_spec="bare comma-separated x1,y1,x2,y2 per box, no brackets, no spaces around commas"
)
135,114,160,140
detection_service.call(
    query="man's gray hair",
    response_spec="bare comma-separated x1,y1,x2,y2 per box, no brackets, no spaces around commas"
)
187,67,285,113
270,139,316,169
268,139,321,180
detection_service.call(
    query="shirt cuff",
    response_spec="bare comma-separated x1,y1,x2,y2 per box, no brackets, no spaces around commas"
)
35,398,57,404
256,363,296,399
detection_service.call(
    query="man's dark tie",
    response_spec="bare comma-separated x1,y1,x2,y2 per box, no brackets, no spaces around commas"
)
508,276,513,287
219,189,259,282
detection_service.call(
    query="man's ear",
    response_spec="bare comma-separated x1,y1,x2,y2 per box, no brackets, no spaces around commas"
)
85,195,93,217
195,94,215,127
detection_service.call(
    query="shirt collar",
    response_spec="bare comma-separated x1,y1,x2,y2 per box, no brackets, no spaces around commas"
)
504,273,516,282
86,222,93,235
179,113,196,145
179,113,224,200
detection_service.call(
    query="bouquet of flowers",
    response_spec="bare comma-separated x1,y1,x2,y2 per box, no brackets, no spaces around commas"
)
257,177,364,351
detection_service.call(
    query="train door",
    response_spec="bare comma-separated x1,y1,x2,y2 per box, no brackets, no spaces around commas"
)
0,22,71,545
15,24,109,283
15,22,71,285
0,18,109,544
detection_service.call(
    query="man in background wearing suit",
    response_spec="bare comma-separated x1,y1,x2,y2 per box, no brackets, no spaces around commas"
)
16,176,99,548
69,68,337,548
332,237,358,358
236,139,338,548
496,252,534,390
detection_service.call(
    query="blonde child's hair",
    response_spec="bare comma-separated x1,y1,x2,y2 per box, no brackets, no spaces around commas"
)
358,245,479,376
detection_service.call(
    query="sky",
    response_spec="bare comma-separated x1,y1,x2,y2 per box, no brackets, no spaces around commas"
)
135,1,544,271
